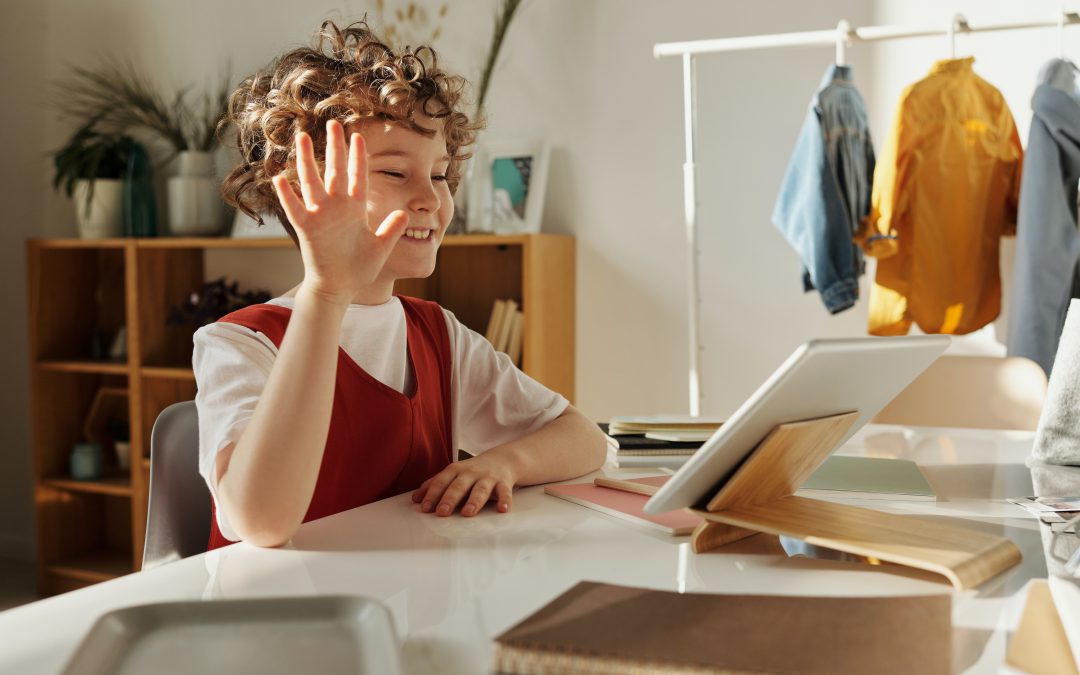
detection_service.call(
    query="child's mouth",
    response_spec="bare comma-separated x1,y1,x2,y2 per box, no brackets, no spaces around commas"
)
402,228,436,243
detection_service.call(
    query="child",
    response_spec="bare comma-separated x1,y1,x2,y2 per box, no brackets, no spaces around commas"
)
195,20,607,549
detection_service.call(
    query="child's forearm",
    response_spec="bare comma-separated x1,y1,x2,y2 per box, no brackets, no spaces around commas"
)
490,406,608,486
217,286,347,546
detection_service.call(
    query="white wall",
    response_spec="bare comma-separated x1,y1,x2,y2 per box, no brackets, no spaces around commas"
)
565,0,876,423
0,1,48,559
3,0,1056,561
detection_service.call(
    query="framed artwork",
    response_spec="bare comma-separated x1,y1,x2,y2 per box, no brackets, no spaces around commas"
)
467,139,550,235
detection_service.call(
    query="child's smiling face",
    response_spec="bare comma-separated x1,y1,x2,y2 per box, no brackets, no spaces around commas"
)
353,115,454,283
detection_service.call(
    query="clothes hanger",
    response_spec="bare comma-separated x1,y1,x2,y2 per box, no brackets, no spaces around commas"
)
1060,7,1067,59
835,19,852,67
947,13,970,59
1060,8,1080,67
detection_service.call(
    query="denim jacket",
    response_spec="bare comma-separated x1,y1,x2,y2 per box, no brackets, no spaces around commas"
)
772,65,875,314
1008,59,1080,375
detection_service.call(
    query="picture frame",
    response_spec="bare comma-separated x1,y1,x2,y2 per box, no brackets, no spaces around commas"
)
466,139,550,235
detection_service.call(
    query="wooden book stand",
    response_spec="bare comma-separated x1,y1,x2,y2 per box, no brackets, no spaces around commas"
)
687,412,1021,591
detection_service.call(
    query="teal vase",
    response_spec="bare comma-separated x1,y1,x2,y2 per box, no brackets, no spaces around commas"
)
123,143,157,237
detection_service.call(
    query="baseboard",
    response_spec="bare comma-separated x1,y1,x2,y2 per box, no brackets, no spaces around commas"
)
0,532,34,562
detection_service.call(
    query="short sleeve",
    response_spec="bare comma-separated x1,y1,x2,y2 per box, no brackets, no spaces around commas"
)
443,308,569,455
192,322,278,541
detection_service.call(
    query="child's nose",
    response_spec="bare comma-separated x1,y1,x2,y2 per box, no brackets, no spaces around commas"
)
408,178,441,214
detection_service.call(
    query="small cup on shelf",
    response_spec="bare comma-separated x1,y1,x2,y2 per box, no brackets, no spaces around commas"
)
113,441,131,471
70,442,104,481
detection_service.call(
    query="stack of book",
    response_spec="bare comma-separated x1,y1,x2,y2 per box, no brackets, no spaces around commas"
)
485,298,524,366
602,415,724,469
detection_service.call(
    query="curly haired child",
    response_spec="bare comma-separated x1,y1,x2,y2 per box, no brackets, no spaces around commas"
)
194,19,606,548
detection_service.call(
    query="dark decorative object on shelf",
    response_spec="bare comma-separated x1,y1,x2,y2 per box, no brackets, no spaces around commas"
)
168,278,272,329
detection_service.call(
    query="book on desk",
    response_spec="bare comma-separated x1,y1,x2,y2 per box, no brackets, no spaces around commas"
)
495,581,951,675
545,459,937,538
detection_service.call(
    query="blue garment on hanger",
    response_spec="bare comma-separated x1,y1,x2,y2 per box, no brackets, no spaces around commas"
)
772,65,875,314
1008,59,1080,376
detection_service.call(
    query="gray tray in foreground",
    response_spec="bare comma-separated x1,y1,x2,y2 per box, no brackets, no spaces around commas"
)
60,595,402,675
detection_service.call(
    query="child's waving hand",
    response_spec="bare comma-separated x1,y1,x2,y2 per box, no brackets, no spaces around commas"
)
273,119,411,306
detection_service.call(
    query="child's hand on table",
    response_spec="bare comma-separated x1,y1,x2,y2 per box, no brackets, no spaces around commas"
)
411,453,518,517
272,119,410,306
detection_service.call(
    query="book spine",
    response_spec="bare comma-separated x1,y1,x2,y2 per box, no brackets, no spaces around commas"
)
485,299,507,345
616,449,698,456
495,299,519,352
614,455,690,470
507,309,524,365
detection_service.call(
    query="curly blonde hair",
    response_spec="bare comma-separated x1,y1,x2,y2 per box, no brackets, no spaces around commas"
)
220,19,482,244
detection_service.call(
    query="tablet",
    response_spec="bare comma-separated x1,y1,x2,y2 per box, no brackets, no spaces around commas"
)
643,336,950,514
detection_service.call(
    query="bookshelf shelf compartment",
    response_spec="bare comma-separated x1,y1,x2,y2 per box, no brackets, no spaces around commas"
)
32,488,133,595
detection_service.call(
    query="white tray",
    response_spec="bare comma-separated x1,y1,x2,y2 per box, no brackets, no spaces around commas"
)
60,595,402,675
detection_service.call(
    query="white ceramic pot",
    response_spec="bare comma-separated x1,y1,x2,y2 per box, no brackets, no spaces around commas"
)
168,150,222,236
176,150,213,177
168,176,223,236
73,179,124,239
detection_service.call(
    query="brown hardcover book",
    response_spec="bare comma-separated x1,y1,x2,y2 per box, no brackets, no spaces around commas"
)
485,299,507,346
506,310,524,365
495,299,519,352
495,581,950,675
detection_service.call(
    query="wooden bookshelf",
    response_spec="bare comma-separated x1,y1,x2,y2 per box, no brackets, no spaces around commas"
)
26,234,574,595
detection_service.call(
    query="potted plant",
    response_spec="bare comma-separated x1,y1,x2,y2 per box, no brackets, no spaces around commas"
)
462,0,525,233
58,59,231,236
52,117,136,239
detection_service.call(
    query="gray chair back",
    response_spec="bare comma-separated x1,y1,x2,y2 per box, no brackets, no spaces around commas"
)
143,401,211,570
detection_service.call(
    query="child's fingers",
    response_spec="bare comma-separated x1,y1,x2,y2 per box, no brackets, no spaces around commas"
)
494,483,513,513
460,479,495,517
347,132,367,200
323,120,348,196
374,210,409,240
272,174,307,230
435,474,474,517
411,476,434,503
294,132,326,207
419,469,456,513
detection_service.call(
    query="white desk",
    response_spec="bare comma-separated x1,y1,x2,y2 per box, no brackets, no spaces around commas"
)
0,425,1060,674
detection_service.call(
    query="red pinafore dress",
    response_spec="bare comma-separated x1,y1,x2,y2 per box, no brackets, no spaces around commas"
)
206,295,453,550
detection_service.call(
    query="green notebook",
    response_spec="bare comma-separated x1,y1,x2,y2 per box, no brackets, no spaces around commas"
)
799,456,936,501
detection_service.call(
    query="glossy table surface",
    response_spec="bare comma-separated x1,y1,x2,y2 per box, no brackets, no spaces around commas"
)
0,424,1070,674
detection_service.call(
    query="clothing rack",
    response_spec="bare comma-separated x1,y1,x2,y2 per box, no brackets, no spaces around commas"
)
654,11,1080,417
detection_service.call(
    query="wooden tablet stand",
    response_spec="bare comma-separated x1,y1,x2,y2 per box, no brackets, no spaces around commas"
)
689,412,1021,591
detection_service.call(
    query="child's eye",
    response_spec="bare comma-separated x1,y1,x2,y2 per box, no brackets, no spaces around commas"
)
432,175,448,182
379,171,405,179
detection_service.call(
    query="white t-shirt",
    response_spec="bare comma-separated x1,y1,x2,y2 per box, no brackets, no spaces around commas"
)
193,295,569,541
